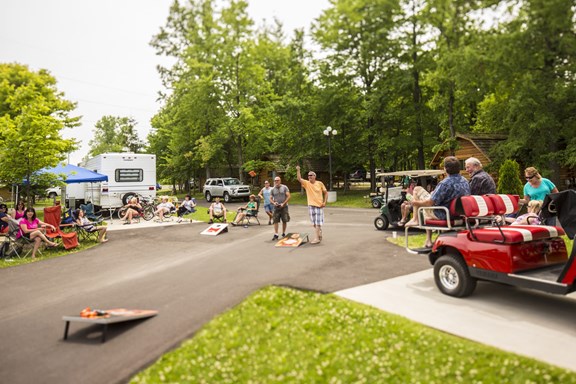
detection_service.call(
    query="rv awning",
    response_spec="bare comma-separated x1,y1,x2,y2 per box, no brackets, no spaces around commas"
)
41,164,108,184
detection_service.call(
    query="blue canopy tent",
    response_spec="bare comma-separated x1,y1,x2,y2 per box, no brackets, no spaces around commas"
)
40,164,108,208
15,164,109,205
41,164,108,184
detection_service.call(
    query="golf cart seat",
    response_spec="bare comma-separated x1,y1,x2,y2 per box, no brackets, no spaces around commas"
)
470,225,565,244
419,195,496,230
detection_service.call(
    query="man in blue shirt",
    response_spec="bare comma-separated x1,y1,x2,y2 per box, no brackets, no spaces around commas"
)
411,156,471,248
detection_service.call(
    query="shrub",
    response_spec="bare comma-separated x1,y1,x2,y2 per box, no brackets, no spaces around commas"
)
497,159,523,195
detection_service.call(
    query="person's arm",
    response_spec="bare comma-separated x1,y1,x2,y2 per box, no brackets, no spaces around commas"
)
283,189,291,206
19,222,30,234
258,188,264,200
322,186,328,207
38,220,55,231
296,165,303,183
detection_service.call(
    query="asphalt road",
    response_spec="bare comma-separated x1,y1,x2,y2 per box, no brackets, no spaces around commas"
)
0,205,430,384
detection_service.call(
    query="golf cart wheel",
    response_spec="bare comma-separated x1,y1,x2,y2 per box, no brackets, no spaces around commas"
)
374,215,389,231
434,254,477,297
371,199,382,209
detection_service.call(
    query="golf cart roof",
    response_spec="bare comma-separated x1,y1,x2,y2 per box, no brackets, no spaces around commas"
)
375,169,445,178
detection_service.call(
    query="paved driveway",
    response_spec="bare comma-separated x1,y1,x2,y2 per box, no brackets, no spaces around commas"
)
0,205,429,384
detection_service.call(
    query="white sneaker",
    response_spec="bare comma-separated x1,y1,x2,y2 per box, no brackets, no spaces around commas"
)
177,218,182,223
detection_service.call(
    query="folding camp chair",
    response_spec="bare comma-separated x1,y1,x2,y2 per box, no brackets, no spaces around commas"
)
71,210,100,242
80,202,103,223
43,206,79,250
0,219,25,259
239,197,260,226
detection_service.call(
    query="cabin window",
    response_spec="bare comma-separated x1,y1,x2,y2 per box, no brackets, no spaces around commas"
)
115,168,143,182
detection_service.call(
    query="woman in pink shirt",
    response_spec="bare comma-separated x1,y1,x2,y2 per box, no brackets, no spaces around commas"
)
12,201,26,221
18,207,58,258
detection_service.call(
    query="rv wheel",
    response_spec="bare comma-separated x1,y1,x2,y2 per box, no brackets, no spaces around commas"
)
122,192,137,206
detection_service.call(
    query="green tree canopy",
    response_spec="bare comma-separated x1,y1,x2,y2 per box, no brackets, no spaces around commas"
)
0,63,78,197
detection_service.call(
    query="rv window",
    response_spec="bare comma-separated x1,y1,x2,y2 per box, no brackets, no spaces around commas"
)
115,169,143,182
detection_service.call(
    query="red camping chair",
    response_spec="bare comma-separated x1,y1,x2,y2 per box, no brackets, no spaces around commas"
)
43,206,79,250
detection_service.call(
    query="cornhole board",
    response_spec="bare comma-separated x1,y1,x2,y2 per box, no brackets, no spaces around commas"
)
201,223,228,236
62,308,158,343
275,233,309,247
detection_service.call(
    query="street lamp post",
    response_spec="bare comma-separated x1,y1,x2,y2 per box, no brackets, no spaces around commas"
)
323,126,337,191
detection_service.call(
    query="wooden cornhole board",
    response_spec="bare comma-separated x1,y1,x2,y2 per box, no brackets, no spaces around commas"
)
275,233,309,247
201,223,229,236
62,308,158,343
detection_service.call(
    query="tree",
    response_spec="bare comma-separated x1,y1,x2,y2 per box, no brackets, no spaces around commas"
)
0,63,78,199
88,116,145,157
475,0,576,182
313,0,402,190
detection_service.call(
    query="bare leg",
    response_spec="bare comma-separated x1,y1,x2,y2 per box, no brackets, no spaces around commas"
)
425,230,433,248
98,227,108,242
30,237,42,258
30,231,56,246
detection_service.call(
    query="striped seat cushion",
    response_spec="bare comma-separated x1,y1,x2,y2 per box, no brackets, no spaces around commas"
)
485,194,519,215
471,225,565,244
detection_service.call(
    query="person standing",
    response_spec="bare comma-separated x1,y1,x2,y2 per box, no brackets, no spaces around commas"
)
258,180,274,225
270,176,291,241
523,166,558,226
465,157,496,195
296,165,328,244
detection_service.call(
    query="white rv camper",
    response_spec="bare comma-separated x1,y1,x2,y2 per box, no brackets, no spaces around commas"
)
81,153,157,209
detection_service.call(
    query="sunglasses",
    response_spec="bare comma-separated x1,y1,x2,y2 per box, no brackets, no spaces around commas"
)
525,175,535,180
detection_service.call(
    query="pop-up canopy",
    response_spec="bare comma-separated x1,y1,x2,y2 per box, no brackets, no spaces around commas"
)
41,163,108,184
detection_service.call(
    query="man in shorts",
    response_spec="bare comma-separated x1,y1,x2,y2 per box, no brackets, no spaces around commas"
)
270,176,291,241
296,165,328,244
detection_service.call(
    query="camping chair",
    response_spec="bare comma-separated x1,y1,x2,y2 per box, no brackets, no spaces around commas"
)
0,219,25,259
71,210,100,242
80,202,103,223
43,206,79,250
242,197,261,226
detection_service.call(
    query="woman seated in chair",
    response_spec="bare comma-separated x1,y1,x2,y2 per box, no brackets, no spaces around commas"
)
177,195,197,222
231,194,257,227
18,207,58,258
11,201,26,222
75,209,108,243
122,197,142,224
208,197,227,224
154,196,176,222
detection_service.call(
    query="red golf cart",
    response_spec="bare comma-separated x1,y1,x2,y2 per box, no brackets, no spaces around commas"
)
407,191,576,298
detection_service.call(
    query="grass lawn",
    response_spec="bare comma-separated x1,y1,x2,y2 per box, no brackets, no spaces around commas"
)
131,286,576,383
0,236,101,268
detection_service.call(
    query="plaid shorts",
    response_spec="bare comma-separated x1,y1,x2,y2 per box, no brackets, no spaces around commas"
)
308,206,324,226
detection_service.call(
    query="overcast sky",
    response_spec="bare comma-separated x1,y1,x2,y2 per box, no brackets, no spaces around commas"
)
0,0,329,164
